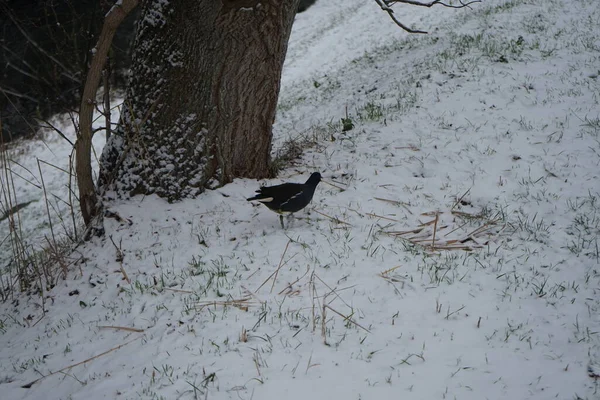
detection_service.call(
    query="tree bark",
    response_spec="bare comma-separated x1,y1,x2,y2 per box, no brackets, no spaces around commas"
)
76,0,139,227
99,0,300,201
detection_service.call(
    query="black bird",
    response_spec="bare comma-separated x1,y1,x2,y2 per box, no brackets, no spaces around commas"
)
247,172,322,228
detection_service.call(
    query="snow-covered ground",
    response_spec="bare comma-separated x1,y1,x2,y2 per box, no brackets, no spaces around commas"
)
1,0,600,399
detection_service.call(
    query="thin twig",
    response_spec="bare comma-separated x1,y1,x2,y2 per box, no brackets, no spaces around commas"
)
381,265,403,275
108,235,130,284
1,4,80,83
374,197,413,215
310,271,317,333
373,0,428,33
451,187,471,211
254,239,292,293
373,0,481,34
278,264,311,295
37,159,56,246
365,212,401,222
432,212,439,250
312,209,351,226
97,325,145,333
313,274,352,309
324,305,371,333
321,179,346,191
321,294,328,344
195,297,255,312
163,287,194,294
271,239,292,293
21,336,142,388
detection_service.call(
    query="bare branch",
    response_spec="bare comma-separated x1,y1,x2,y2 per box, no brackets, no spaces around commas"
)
36,118,75,147
385,0,480,8
374,0,428,33
0,89,41,135
373,0,481,34
0,85,40,103
5,61,46,84
103,63,112,141
0,3,81,83
76,0,139,230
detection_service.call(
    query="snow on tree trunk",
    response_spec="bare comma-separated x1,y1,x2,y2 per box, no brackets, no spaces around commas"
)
99,0,299,201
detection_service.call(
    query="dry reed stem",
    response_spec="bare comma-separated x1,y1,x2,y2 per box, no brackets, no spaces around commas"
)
278,264,310,295
378,273,404,283
97,325,145,333
21,336,142,388
254,239,292,293
374,197,413,215
240,286,266,305
431,245,476,251
37,159,56,246
38,159,70,175
451,188,471,211
195,297,255,312
324,305,371,333
312,209,351,226
3,164,41,189
313,274,352,309
379,265,406,284
365,212,401,222
451,210,480,218
163,287,194,294
381,265,403,275
109,235,130,284
386,227,423,236
383,207,505,251
321,294,327,345
311,285,356,300
270,239,291,293
245,267,261,281
2,145,29,294
305,352,320,374
418,218,437,227
465,221,501,238
43,236,68,280
432,212,439,250
310,271,317,333
408,228,448,240
253,352,262,377
345,206,365,218
411,237,440,243
321,179,346,191
444,220,470,236
394,145,420,151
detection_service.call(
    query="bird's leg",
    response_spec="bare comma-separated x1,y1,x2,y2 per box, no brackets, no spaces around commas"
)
279,214,285,229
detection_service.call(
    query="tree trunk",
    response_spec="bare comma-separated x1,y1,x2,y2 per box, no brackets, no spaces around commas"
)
99,0,300,201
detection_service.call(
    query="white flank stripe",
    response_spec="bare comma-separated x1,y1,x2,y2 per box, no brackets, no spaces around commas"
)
280,192,302,208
